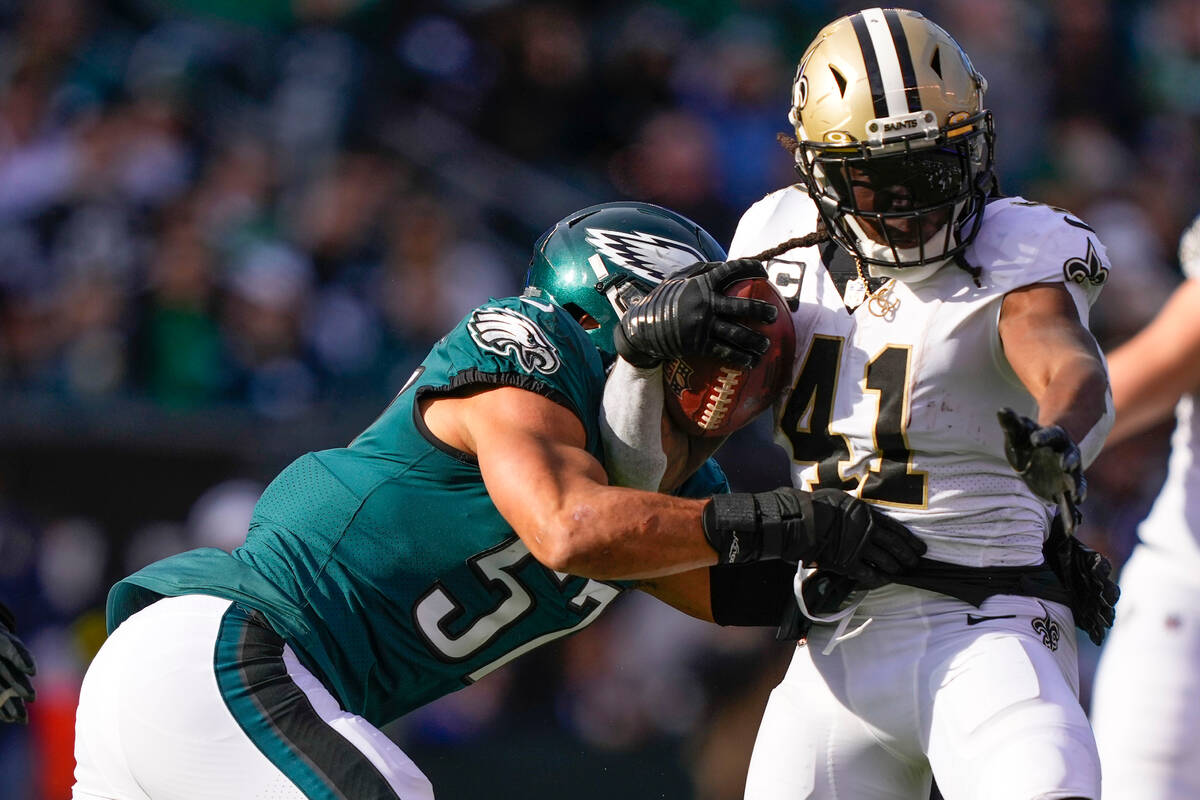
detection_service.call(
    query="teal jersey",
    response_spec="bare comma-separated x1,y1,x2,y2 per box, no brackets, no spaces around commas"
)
108,295,728,727
678,458,728,500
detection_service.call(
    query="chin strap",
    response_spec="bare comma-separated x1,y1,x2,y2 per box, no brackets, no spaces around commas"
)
865,257,949,284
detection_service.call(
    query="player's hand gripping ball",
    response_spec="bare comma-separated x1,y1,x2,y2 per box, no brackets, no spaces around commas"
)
663,277,795,437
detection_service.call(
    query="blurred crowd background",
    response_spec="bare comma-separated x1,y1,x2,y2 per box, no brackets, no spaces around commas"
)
0,0,1197,797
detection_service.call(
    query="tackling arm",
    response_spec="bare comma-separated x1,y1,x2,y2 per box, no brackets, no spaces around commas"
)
425,385,714,581
423,385,925,583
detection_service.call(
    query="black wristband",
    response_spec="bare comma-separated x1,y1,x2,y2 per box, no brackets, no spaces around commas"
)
702,490,819,564
702,494,762,564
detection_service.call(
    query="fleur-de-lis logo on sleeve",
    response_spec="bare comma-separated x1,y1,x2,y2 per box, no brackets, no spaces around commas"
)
1062,240,1108,286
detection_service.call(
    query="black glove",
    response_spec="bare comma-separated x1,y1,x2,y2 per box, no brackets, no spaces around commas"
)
701,487,926,587
613,259,777,369
997,408,1085,505
775,571,858,642
1044,514,1119,647
0,603,36,724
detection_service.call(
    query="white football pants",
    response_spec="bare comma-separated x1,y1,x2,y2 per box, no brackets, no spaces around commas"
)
73,594,435,800
1091,545,1200,799
744,583,1100,800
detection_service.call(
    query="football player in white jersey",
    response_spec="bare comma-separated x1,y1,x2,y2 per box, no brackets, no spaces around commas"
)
601,8,1120,800
1088,214,1200,799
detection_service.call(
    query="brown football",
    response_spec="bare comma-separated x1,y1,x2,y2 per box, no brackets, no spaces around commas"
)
662,277,796,438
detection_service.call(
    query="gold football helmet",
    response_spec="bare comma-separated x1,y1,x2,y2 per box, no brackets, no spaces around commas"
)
790,8,993,273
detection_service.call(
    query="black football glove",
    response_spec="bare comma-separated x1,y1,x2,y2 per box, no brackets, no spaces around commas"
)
0,603,35,724
702,487,926,587
776,571,859,642
1044,514,1119,647
613,259,777,369
997,408,1086,506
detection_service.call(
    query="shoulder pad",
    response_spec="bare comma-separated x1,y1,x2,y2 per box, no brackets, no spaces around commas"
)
729,187,819,259
433,295,605,450
459,295,593,377
970,197,1110,306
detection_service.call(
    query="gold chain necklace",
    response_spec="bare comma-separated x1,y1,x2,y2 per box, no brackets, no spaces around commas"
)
852,257,900,319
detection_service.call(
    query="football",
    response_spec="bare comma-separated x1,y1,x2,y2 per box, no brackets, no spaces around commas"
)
662,278,796,438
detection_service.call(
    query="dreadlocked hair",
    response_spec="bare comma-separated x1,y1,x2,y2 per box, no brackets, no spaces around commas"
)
777,132,799,155
954,254,983,287
749,219,830,262
952,171,1002,288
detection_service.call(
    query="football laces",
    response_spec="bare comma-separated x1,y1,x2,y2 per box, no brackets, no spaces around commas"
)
699,367,743,430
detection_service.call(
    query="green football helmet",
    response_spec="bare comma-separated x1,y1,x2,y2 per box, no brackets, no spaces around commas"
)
523,202,727,361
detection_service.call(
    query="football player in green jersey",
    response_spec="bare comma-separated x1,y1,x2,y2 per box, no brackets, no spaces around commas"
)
72,202,924,800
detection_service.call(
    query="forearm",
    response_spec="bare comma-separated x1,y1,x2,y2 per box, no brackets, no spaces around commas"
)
1106,279,1200,445
600,358,669,491
447,385,719,581
999,284,1112,465
1106,345,1181,445
1033,353,1111,442
538,486,716,581
470,386,923,585
636,569,715,622
1027,352,1112,468
480,408,802,582
599,355,726,494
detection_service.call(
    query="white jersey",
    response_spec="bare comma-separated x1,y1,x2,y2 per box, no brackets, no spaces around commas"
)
730,188,1109,567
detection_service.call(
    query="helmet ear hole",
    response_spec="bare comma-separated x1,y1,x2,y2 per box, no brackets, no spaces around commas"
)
829,66,847,96
930,47,942,79
564,304,600,330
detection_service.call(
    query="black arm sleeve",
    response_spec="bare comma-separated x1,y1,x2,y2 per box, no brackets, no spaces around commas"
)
708,560,796,626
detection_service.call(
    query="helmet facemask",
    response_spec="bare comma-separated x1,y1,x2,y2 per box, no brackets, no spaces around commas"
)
795,113,993,272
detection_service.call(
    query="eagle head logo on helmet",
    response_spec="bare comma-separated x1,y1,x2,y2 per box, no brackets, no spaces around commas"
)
583,228,708,287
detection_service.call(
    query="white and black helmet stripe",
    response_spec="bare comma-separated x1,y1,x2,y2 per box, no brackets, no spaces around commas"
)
882,9,921,111
849,12,888,118
852,8,922,119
